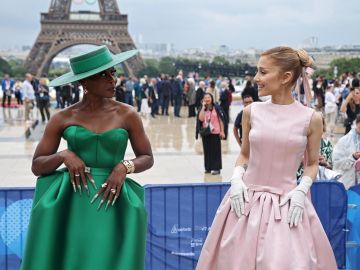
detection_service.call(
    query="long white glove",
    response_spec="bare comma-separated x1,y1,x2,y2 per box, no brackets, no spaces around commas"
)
279,176,313,227
230,166,249,218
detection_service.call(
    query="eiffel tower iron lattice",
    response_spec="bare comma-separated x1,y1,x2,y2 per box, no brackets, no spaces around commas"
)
25,0,144,78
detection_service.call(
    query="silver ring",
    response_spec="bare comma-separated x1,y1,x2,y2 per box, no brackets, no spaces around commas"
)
101,183,108,188
75,173,80,177
110,188,116,194
84,167,91,173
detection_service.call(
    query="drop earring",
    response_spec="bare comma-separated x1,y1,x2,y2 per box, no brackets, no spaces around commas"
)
83,85,88,95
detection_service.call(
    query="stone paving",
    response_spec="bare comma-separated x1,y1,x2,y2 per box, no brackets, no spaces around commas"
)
0,102,345,188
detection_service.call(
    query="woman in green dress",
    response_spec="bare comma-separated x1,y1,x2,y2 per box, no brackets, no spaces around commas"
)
21,46,154,270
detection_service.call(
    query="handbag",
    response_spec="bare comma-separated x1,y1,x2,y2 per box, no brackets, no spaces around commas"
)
199,120,212,137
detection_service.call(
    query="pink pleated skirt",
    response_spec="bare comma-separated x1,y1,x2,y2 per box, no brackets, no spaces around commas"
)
196,188,337,270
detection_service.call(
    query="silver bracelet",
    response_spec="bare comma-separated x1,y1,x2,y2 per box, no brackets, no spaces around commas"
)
122,160,135,174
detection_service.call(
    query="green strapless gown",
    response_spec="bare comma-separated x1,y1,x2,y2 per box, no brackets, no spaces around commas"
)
21,126,147,270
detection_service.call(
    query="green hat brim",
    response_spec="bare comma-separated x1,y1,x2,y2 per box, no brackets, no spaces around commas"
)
48,50,138,87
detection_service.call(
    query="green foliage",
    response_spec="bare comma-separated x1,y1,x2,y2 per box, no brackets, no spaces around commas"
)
138,56,254,78
8,59,26,78
158,57,177,75
212,56,229,65
0,57,12,77
48,67,71,77
329,58,360,75
313,57,360,79
139,65,159,78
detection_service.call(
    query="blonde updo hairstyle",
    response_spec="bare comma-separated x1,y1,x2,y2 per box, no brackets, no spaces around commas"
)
261,46,314,86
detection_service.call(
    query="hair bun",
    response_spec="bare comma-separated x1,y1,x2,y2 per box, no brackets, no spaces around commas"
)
295,49,314,68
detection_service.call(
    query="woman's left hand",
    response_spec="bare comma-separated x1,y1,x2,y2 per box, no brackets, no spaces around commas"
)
220,131,225,139
91,163,127,211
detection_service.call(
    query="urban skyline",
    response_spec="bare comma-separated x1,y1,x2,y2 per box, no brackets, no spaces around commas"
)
0,0,359,50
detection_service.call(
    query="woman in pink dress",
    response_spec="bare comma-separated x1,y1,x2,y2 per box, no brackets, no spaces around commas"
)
196,47,337,270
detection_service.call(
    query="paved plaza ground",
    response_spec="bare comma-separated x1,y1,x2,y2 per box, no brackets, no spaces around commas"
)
0,104,244,187
0,102,345,188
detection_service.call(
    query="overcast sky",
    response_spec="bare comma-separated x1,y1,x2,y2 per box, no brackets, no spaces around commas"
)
0,0,359,50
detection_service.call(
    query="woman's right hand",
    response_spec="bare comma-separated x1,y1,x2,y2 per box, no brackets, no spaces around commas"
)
59,150,95,196
229,166,249,218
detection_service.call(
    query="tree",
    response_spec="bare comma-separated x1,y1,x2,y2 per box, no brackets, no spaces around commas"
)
313,57,360,79
212,56,229,65
8,59,26,78
329,58,360,75
0,57,12,77
158,57,177,75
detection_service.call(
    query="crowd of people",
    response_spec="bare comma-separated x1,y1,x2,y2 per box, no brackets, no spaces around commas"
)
2,67,360,187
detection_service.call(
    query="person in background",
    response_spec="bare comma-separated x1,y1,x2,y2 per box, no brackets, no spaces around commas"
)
228,78,235,93
196,93,226,175
61,83,72,108
161,75,172,116
297,114,333,179
173,75,183,118
206,80,219,104
115,74,125,103
195,81,206,114
14,79,23,106
1,74,14,107
134,77,142,112
333,114,360,189
72,81,80,104
219,81,231,121
241,80,259,102
124,76,134,106
139,78,151,116
324,85,337,134
187,78,197,117
352,72,359,88
38,78,51,123
313,76,326,110
233,95,254,146
22,73,35,122
340,87,360,134
148,78,158,118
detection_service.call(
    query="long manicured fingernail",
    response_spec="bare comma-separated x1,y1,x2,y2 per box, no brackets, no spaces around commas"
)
78,185,82,196
112,195,119,206
97,200,104,211
90,178,98,189
72,183,76,193
84,185,90,197
90,194,99,204
105,200,111,211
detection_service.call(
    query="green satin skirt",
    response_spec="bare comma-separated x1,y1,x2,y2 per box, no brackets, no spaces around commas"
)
21,167,147,270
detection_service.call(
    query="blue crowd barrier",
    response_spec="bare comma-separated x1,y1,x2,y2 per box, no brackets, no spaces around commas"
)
0,182,349,270
347,184,360,270
0,188,34,270
145,181,347,270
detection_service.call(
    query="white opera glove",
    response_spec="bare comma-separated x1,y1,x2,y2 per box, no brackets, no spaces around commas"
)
230,166,249,218
279,176,313,228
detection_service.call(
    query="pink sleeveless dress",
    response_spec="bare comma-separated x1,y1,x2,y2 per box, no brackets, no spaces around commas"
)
196,100,337,270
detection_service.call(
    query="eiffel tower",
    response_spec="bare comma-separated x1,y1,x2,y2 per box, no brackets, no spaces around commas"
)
25,0,144,78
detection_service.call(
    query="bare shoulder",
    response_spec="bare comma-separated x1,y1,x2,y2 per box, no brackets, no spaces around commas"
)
113,100,137,116
242,103,252,119
309,111,323,135
310,111,322,125
112,100,140,129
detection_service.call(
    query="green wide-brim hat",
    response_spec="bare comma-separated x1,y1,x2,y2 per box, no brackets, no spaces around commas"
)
49,45,138,87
